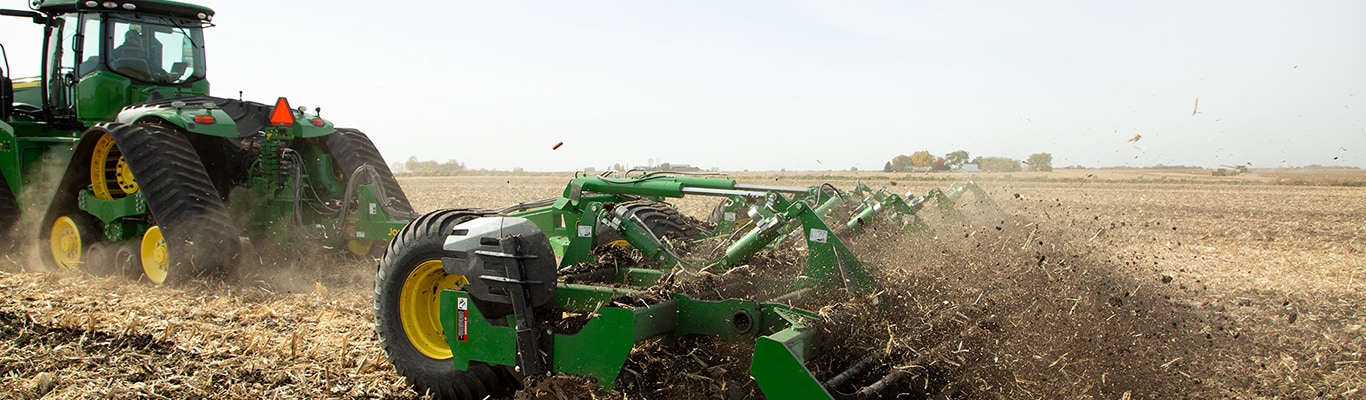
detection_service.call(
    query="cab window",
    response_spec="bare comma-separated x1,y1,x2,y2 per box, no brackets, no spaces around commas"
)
107,17,203,84
76,15,101,77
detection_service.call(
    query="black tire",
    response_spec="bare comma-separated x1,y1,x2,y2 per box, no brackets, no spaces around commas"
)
110,123,241,283
612,200,704,244
374,209,517,399
0,172,18,253
324,128,415,216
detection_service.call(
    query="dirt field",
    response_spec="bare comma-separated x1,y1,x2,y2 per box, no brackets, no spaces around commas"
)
1,172,1362,399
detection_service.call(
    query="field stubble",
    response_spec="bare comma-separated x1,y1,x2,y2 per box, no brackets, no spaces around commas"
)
0,173,1361,399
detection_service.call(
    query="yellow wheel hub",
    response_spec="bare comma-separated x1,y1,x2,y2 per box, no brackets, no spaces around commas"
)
400,259,469,360
141,226,170,284
115,158,138,194
50,216,83,270
90,134,138,200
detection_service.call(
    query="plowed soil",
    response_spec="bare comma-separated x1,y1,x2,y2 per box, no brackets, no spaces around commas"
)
2,173,1362,399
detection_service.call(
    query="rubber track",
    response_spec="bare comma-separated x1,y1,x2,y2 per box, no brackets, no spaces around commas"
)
374,208,514,399
107,123,240,281
323,128,414,215
0,172,18,250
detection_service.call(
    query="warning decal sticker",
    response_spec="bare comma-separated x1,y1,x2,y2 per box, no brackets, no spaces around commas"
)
457,297,469,342
808,228,828,243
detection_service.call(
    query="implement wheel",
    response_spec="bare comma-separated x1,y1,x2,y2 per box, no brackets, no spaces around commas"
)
595,200,704,252
616,200,704,242
375,209,517,399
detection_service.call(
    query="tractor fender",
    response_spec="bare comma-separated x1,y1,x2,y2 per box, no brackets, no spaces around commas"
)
295,119,335,138
114,96,335,139
116,104,240,139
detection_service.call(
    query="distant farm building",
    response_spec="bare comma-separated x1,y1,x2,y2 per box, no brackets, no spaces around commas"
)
633,163,702,172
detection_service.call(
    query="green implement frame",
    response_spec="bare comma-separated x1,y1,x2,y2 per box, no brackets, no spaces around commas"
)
504,174,879,292
442,287,833,397
432,173,899,399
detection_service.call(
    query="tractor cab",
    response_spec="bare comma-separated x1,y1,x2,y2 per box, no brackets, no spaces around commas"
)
1,0,213,130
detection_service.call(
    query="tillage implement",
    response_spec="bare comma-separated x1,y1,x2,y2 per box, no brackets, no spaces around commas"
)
375,172,996,399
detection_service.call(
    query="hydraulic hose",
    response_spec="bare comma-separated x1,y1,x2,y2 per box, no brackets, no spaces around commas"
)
335,164,421,240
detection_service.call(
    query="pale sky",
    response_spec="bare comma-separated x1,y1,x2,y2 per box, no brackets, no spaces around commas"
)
3,1,1363,171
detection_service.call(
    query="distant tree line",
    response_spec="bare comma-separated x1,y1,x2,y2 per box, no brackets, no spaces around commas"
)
397,156,467,175
882,150,1052,172
391,158,721,176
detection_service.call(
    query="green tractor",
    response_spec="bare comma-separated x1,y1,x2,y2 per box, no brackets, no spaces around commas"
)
0,0,415,283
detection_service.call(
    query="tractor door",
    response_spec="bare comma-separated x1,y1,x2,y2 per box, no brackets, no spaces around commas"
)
42,13,83,127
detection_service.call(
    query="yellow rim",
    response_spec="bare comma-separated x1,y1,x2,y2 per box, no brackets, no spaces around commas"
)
607,239,630,248
50,216,83,270
141,226,169,284
90,134,138,200
400,259,469,360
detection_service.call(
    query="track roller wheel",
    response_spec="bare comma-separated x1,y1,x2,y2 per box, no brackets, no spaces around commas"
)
112,243,143,278
141,226,171,284
49,215,98,271
82,242,117,276
375,209,517,399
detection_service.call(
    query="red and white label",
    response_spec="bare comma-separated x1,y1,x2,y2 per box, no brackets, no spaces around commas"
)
456,297,469,342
